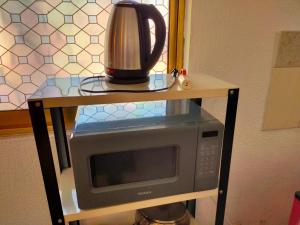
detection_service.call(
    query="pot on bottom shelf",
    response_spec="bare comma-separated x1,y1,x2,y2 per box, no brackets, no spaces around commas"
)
135,202,191,225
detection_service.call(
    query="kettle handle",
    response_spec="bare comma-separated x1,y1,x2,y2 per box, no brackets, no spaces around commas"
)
137,4,166,72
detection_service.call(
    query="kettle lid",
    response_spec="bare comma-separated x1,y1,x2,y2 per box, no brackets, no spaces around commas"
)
115,0,139,6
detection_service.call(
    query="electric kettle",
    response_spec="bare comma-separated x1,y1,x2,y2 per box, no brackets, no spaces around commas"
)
104,0,166,84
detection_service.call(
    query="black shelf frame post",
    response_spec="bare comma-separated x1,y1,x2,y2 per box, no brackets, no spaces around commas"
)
28,100,65,225
215,88,239,225
50,107,71,171
28,88,238,225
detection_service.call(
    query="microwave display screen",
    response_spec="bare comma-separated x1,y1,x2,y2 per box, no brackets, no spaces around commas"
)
90,146,177,188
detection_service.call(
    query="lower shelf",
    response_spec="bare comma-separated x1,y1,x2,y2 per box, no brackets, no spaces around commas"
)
79,210,198,225
60,168,217,223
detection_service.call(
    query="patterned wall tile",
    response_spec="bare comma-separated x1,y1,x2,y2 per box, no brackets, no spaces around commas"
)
44,0,61,8
6,71,22,88
56,2,79,15
50,31,66,48
10,44,32,55
73,10,89,28
19,0,35,7
0,0,169,110
61,43,82,55
74,31,90,48
9,89,25,107
77,50,91,67
2,1,26,14
0,65,10,76
0,45,6,56
36,44,58,55
39,64,60,75
53,51,68,68
27,51,44,68
85,44,103,55
0,8,11,27
84,24,104,35
30,1,53,14
33,23,55,35
1,51,18,69
6,22,29,35
14,64,35,75
30,70,46,86
18,82,36,94
82,3,102,15
64,63,84,74
0,30,14,48
0,83,13,95
72,0,86,9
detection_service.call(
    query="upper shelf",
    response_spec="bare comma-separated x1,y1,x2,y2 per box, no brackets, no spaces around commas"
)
28,73,237,108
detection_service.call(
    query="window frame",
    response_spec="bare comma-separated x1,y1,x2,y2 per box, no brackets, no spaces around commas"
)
0,0,185,136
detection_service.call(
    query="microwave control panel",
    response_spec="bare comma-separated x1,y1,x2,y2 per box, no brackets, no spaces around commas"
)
194,121,224,191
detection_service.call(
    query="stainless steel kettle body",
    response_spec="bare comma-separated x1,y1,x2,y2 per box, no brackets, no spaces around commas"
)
104,0,166,84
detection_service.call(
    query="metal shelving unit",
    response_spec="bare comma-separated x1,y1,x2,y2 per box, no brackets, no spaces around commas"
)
28,73,239,225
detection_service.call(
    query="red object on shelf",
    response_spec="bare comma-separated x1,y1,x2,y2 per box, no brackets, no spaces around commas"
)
180,68,187,76
289,192,300,225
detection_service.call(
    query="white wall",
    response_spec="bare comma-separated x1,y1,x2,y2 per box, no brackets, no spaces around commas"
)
186,0,300,224
0,135,51,225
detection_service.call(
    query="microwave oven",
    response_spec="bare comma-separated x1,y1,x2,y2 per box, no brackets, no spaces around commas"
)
70,100,224,209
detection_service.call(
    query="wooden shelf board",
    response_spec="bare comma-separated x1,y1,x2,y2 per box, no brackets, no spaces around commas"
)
60,168,217,223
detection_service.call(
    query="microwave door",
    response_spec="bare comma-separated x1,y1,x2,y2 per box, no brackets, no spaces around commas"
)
90,146,178,189
70,125,198,209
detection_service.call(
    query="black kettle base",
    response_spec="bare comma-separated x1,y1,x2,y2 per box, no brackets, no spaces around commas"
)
107,76,149,84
